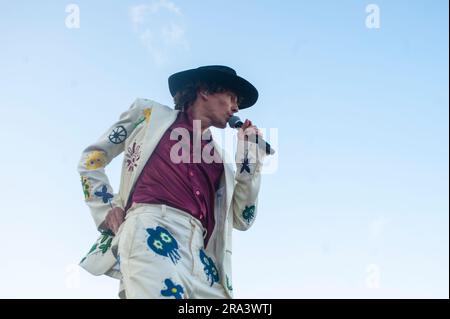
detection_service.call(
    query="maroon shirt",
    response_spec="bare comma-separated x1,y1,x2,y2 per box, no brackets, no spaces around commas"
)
126,111,224,246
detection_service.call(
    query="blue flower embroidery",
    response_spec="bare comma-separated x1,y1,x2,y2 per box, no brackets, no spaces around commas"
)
160,278,184,299
146,226,181,264
242,205,255,224
94,185,113,204
199,249,219,286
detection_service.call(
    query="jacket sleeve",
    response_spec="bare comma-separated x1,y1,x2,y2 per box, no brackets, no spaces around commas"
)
231,138,266,231
77,98,147,230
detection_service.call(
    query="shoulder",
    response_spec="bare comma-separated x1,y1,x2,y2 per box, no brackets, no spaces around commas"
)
133,98,175,113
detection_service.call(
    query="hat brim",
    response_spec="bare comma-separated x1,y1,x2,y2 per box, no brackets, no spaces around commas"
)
168,68,258,109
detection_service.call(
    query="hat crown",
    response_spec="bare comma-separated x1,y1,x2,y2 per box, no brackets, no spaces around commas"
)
197,65,237,76
168,65,258,109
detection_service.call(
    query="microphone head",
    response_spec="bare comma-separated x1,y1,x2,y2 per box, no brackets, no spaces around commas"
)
228,115,243,128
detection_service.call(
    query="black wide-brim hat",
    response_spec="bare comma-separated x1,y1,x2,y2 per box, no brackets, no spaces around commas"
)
168,65,258,109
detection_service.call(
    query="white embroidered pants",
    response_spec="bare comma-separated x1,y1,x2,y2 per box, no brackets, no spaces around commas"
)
116,203,229,299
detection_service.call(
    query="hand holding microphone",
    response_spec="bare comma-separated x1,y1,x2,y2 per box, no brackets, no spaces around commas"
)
228,116,275,155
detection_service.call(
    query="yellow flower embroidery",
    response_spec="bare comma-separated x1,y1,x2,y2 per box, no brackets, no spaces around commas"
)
81,176,91,200
143,108,152,123
85,150,107,170
133,108,152,128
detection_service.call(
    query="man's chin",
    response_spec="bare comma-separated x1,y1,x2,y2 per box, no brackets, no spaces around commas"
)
213,122,227,129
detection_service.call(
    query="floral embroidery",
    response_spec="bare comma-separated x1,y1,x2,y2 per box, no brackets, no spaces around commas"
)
98,230,114,253
80,243,97,263
80,176,91,200
161,278,184,299
199,249,219,286
143,108,152,123
108,125,127,144
85,150,107,170
242,205,255,224
98,230,114,254
80,230,114,263
146,226,181,264
87,243,98,255
134,108,152,128
125,142,141,172
94,185,113,204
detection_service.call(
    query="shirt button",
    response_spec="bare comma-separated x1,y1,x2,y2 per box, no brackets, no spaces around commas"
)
195,190,200,196
199,214,204,220
189,171,194,177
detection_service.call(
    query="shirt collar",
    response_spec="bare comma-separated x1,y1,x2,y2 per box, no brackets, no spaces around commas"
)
176,111,213,142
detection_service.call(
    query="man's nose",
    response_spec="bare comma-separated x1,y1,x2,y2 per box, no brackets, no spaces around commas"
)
231,104,239,113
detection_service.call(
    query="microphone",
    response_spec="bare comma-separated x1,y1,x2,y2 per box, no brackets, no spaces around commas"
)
228,116,275,155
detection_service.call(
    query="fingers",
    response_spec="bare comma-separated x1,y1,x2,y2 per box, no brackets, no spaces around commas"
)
245,126,262,136
106,208,125,234
239,119,263,138
241,119,252,130
109,218,119,235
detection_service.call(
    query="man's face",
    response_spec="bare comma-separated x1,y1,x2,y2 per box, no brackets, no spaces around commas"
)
203,90,240,129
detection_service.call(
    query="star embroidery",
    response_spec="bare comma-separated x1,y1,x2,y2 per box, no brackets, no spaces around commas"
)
240,156,250,174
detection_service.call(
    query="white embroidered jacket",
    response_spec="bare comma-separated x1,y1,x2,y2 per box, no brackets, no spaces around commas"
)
77,98,264,298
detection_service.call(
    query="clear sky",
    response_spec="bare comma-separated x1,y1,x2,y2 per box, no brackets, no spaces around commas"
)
0,0,448,298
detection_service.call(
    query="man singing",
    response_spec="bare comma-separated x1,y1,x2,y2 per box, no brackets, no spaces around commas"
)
78,65,266,299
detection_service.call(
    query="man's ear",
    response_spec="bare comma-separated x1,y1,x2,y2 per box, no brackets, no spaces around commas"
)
199,90,209,100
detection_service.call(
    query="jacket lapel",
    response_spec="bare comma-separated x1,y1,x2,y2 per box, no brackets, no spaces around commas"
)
129,104,180,194
211,137,235,214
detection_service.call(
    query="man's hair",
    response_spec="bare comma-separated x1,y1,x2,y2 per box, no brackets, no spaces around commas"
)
173,81,242,111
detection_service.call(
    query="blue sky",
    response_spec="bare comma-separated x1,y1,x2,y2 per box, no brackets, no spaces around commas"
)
0,0,448,298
